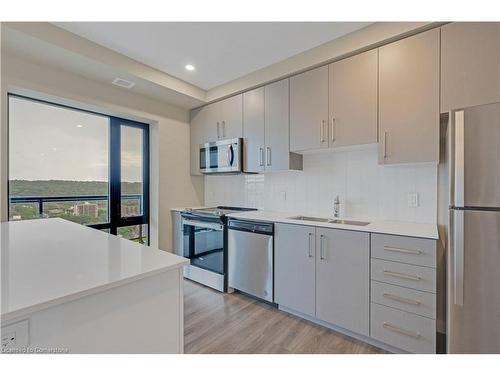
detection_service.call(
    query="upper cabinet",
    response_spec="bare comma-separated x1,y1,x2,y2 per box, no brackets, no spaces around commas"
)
190,94,243,175
329,49,378,148
441,22,500,112
243,87,265,173
290,66,329,152
378,28,440,164
215,94,243,140
243,79,303,173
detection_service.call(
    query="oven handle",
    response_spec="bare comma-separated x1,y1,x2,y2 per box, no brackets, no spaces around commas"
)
182,219,224,231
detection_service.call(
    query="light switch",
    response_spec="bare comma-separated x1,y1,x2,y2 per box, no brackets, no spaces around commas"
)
408,193,419,208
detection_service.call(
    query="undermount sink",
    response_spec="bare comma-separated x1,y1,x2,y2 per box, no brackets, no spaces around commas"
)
288,216,370,226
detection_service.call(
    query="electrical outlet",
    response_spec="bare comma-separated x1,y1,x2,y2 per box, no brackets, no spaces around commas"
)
1,319,29,351
408,193,419,208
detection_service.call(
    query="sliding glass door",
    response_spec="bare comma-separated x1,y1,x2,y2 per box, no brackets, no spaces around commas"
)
8,94,149,244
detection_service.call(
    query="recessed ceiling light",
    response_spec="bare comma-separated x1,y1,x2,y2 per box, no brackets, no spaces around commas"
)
185,64,195,71
76,124,83,128
112,77,135,89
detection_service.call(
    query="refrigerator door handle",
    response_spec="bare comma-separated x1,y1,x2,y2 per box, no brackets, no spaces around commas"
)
454,209,465,306
454,110,465,207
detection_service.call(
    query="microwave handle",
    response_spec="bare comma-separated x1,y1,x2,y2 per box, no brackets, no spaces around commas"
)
228,144,235,166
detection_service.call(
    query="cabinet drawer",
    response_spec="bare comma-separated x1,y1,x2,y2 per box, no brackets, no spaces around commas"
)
371,280,436,319
371,234,436,268
371,259,436,293
370,303,436,353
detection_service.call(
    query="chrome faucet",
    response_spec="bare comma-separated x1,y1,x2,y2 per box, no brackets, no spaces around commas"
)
333,195,340,218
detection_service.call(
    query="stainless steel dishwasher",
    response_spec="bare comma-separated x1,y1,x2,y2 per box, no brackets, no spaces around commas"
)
227,219,274,302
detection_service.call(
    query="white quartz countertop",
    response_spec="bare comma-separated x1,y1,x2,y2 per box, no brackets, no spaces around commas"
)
225,210,439,240
1,218,189,321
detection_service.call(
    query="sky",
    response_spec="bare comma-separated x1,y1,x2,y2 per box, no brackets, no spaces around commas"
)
9,96,143,182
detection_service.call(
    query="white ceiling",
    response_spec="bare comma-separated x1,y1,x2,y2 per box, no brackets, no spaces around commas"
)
54,22,371,90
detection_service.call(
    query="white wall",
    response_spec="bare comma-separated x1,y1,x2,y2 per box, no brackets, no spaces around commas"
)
205,145,438,224
0,50,204,251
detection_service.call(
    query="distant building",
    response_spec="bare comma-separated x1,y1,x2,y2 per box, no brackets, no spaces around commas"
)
73,202,98,218
121,204,140,217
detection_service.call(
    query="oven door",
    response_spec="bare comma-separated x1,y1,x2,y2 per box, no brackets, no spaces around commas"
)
199,138,241,174
182,219,225,275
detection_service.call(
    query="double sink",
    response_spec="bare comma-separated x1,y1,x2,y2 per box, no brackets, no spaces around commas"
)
288,216,370,226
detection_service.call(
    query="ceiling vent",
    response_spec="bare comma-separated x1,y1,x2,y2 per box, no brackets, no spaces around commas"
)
112,77,136,89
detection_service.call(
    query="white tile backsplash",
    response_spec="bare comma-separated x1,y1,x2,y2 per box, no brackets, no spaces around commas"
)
205,145,437,223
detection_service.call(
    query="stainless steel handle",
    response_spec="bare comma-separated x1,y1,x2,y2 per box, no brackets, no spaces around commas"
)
384,246,422,255
227,147,232,166
454,209,465,306
382,293,421,306
217,122,221,139
259,147,264,166
320,120,325,143
330,117,335,142
382,131,388,159
222,120,226,138
454,110,465,207
382,322,421,339
182,219,224,231
383,270,421,281
319,234,325,260
266,147,271,166
308,232,314,258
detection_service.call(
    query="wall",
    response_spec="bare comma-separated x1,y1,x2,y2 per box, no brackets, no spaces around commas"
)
0,49,204,251
205,145,438,224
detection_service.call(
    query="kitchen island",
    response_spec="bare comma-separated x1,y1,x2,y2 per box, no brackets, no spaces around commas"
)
1,218,188,354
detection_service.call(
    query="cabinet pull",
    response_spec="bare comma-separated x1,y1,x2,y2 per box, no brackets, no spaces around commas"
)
319,234,326,260
382,293,421,306
217,122,220,139
330,117,336,142
383,270,421,281
383,131,388,159
222,120,226,138
266,147,271,166
320,120,325,143
308,232,314,258
384,246,422,255
259,147,264,166
382,322,421,339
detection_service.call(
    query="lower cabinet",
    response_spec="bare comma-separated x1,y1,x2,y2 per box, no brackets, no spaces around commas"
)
275,223,370,336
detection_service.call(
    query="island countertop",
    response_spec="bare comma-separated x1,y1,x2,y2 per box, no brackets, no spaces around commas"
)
1,218,189,322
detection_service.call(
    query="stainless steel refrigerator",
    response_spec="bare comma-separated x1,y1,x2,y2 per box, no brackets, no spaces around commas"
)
447,102,500,353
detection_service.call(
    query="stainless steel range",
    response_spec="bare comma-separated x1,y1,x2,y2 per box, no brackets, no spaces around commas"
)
180,206,257,292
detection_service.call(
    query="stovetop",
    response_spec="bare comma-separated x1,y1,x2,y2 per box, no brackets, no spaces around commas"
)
185,206,257,217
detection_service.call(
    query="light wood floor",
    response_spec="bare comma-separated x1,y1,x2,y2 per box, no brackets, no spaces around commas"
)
184,280,385,354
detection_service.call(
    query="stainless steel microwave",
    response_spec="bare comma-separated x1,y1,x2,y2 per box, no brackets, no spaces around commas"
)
199,138,242,174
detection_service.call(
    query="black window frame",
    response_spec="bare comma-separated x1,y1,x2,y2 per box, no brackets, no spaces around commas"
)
7,93,150,244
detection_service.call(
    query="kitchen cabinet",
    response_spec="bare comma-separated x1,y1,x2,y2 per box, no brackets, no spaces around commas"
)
243,80,303,173
441,22,500,112
216,94,243,140
378,28,440,164
290,66,329,152
328,49,378,147
190,94,243,175
274,223,316,317
243,87,265,173
315,227,370,335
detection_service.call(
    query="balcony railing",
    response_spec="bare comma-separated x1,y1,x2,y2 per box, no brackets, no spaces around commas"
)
9,194,142,218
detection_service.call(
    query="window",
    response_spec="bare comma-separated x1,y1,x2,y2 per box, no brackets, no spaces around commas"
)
8,95,150,244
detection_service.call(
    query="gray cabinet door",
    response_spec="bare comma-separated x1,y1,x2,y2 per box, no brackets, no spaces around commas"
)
265,79,296,171
275,224,316,317
243,87,265,173
190,106,211,175
329,49,378,148
315,227,370,335
218,94,243,140
441,22,500,112
290,66,329,152
378,28,440,164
